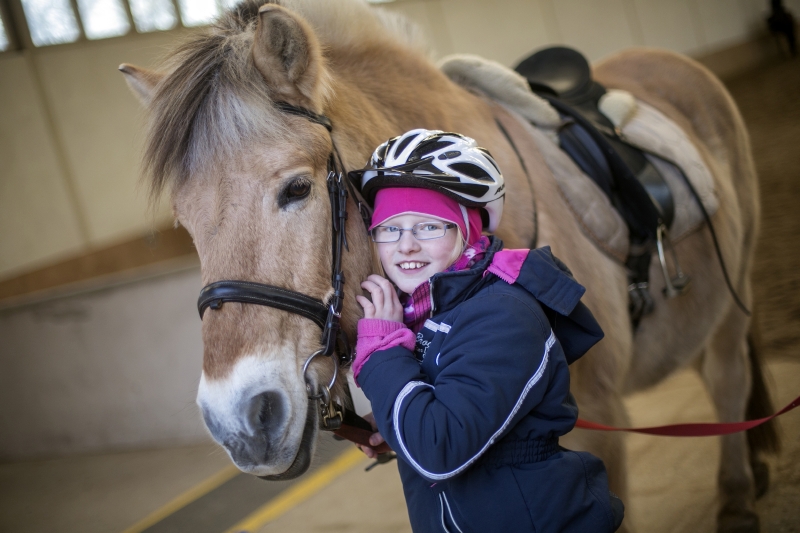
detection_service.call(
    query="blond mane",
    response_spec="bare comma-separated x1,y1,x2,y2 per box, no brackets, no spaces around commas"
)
281,0,429,54
143,0,427,200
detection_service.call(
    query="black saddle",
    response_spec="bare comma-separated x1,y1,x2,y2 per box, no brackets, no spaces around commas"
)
515,46,677,322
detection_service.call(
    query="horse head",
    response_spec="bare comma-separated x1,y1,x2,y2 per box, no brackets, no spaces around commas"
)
119,2,389,478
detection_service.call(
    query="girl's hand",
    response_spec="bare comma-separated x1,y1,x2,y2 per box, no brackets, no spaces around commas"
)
355,412,386,459
357,275,404,322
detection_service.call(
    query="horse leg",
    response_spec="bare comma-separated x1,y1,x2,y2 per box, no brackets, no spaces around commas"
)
700,306,758,533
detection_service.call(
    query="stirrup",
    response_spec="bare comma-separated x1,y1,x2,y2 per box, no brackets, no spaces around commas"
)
656,224,691,298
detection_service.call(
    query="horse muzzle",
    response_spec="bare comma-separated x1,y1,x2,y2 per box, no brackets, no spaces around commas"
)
196,355,316,478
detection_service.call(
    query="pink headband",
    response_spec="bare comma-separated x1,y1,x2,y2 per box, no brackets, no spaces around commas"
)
370,188,483,246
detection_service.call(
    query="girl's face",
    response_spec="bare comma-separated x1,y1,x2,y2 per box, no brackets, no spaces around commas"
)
376,213,460,294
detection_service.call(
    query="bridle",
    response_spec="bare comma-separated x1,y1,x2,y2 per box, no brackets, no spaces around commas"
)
197,101,374,436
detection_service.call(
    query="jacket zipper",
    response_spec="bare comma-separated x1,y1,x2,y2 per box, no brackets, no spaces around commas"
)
429,278,436,315
438,492,464,533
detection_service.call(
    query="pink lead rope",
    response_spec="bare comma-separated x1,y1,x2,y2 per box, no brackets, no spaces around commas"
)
575,394,800,436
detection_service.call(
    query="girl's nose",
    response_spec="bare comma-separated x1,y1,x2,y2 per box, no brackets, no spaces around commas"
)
397,230,421,252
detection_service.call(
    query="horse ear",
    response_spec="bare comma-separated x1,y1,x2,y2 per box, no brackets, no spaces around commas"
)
252,4,331,110
119,63,164,106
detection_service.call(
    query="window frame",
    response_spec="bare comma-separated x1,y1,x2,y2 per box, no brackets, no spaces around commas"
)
0,0,232,53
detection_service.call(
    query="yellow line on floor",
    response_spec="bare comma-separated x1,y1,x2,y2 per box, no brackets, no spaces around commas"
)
120,464,241,533
223,447,366,533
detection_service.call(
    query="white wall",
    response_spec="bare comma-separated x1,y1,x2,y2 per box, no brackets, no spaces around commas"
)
0,32,177,280
382,0,782,66
0,266,206,458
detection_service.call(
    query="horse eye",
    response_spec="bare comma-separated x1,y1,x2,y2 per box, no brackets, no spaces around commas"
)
279,178,311,208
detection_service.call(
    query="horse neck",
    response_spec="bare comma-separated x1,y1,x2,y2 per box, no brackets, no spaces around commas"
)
326,44,496,333
327,44,492,162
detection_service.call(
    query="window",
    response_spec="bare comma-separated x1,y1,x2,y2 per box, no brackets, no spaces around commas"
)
0,15,9,51
21,0,81,47
11,0,251,50
77,0,131,40
177,0,218,27
129,0,177,33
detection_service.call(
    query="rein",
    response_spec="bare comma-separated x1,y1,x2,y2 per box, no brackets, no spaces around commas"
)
197,102,389,453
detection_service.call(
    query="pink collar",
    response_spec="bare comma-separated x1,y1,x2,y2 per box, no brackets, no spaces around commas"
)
401,237,491,333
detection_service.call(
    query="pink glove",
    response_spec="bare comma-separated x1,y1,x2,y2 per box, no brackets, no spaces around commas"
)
352,319,416,383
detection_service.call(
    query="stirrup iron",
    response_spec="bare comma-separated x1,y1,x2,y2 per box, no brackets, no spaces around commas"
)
656,224,690,298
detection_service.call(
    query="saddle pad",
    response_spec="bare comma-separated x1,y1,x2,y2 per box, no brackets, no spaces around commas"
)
614,99,719,241
440,54,719,259
438,54,561,130
502,105,630,262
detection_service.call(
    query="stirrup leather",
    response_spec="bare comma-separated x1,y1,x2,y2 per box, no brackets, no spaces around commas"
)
657,224,691,298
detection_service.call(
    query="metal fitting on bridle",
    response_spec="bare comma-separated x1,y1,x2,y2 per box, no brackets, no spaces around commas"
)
302,348,343,431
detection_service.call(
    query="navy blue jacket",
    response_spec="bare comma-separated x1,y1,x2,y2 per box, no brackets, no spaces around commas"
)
358,239,622,532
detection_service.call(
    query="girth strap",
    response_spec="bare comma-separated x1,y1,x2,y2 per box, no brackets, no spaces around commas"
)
198,280,328,327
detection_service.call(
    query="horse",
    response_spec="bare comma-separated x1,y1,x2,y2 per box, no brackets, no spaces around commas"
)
119,1,775,531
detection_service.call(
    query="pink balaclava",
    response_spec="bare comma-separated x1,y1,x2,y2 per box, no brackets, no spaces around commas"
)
370,188,483,246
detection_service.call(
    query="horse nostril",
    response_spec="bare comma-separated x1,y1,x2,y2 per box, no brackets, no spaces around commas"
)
250,391,286,434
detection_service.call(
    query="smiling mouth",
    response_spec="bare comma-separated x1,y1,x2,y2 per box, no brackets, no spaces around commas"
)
398,261,429,271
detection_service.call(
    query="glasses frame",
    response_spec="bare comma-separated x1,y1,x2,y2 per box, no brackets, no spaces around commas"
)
371,221,457,243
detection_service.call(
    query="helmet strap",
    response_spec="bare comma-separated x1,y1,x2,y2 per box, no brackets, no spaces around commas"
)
459,204,471,243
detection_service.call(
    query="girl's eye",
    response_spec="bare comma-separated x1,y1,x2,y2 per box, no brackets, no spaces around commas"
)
278,178,311,208
376,226,399,234
419,223,443,233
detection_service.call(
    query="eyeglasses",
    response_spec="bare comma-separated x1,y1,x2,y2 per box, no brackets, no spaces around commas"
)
371,221,456,243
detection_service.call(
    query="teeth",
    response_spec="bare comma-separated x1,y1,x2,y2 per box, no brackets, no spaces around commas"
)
399,262,426,270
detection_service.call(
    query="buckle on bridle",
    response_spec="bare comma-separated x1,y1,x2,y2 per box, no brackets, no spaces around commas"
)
318,385,343,431
303,348,344,431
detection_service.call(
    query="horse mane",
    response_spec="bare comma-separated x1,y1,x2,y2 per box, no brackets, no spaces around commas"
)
143,0,429,200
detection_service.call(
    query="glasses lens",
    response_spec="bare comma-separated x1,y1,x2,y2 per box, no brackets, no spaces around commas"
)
371,225,401,243
413,222,446,240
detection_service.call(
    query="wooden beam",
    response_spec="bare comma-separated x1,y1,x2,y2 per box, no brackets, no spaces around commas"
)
0,226,197,303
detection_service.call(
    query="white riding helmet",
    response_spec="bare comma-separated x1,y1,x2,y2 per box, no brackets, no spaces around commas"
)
349,129,505,232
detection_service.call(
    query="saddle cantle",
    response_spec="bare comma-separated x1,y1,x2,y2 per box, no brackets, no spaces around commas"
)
515,46,685,323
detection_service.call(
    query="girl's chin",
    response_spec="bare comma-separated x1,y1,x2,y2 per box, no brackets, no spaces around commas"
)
392,272,427,293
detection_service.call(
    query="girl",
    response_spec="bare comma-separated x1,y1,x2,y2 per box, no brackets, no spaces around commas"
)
349,129,624,533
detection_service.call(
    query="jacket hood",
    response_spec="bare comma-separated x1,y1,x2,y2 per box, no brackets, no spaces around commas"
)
431,239,603,364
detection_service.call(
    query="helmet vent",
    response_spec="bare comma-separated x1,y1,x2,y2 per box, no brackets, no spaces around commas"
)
448,162,495,182
393,134,417,158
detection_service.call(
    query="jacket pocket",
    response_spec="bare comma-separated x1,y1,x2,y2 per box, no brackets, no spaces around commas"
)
438,492,465,533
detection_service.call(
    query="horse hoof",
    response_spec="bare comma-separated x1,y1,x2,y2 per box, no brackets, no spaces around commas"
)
717,507,759,533
751,459,770,499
